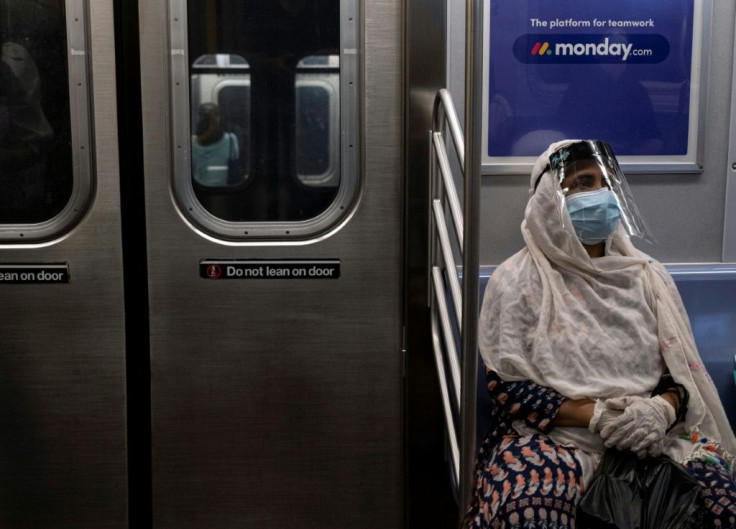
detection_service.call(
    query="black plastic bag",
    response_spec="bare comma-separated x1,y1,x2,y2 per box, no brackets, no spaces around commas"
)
577,449,704,529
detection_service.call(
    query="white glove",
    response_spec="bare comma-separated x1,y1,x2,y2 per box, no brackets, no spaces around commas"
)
598,395,676,458
588,399,623,434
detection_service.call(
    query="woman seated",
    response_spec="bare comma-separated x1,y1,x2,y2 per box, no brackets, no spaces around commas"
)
467,140,736,529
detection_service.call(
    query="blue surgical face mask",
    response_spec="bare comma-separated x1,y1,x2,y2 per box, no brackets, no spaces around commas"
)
565,188,621,245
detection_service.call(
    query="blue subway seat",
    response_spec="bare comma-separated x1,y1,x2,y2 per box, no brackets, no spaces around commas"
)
476,264,736,445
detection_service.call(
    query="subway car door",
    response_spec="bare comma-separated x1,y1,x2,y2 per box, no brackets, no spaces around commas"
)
138,1,403,527
0,1,128,528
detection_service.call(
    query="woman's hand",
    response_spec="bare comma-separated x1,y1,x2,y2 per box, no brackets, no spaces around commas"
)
588,399,624,434
597,396,676,458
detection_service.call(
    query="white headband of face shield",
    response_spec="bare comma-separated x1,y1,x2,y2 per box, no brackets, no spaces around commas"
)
544,140,655,245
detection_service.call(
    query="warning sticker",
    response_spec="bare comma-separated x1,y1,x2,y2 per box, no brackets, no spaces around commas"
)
200,259,340,280
0,264,69,284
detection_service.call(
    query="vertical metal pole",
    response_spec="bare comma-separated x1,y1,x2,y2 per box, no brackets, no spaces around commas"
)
459,0,482,522
429,129,438,305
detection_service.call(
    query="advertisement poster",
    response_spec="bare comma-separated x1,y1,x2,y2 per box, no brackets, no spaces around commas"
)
484,0,701,168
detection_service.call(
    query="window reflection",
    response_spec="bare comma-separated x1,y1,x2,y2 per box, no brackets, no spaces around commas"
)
191,103,242,187
186,0,341,223
190,54,250,217
0,0,72,224
296,55,339,187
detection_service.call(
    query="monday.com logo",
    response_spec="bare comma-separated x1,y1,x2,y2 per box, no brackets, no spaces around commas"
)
513,34,669,64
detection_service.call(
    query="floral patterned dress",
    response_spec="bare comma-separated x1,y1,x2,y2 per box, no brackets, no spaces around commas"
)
466,370,736,529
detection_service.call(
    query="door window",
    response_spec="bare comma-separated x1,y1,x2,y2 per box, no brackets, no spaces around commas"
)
171,0,359,240
0,0,91,241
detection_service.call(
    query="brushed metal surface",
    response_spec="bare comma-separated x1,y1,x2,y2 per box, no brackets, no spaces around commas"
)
140,0,404,527
0,1,128,527
404,0,459,525
725,3,736,260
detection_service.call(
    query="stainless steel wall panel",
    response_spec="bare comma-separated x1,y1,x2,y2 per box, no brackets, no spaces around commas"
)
403,0,459,526
0,1,127,527
140,0,404,527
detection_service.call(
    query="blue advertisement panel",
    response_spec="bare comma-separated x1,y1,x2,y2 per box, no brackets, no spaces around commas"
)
486,1,696,160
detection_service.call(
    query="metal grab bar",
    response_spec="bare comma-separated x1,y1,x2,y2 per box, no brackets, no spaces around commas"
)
432,266,463,412
433,89,465,172
429,84,480,521
432,199,463,325
432,95,465,250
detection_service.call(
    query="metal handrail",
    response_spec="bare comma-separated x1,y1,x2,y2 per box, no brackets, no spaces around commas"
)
431,266,462,412
432,94,465,250
429,83,480,521
433,89,465,171
432,199,463,324
430,307,461,485
461,0,483,518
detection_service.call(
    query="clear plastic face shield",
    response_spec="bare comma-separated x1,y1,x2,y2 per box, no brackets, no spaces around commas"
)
545,141,655,245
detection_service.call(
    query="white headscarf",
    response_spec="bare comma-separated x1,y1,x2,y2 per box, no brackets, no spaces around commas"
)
479,140,736,467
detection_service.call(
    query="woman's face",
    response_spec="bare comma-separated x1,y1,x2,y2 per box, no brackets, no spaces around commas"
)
559,159,608,196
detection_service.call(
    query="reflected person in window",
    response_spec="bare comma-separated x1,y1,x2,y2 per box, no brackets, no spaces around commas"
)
191,103,240,188
0,41,53,219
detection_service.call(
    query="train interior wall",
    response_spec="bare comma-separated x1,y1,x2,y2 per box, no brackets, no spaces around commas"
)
404,0,460,526
138,0,404,528
0,0,735,528
448,1,736,265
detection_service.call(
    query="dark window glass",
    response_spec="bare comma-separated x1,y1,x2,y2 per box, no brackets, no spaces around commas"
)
295,54,339,187
217,83,251,177
187,0,341,222
0,0,73,224
297,86,330,177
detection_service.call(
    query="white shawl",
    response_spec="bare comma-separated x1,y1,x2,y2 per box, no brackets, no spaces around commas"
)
479,142,736,472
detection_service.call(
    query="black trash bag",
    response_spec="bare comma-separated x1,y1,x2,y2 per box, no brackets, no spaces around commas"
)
577,449,704,529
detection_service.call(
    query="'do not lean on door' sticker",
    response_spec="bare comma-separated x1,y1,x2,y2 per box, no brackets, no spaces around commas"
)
200,259,340,280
